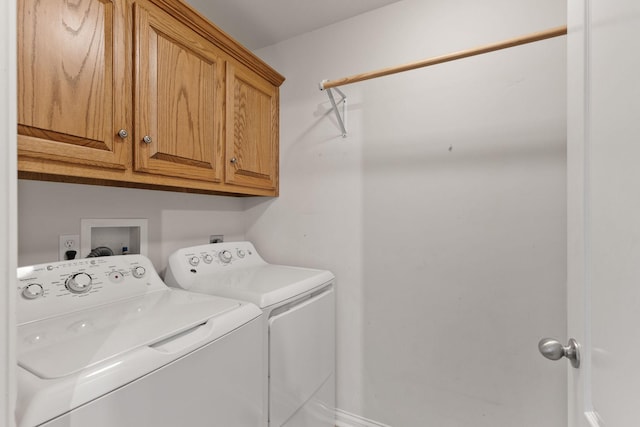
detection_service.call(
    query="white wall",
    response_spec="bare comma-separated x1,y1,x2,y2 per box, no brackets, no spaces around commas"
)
1,0,17,424
248,0,568,425
17,180,247,273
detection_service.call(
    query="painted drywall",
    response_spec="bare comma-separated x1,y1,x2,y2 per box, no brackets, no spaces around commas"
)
247,0,568,425
17,180,246,273
1,0,18,423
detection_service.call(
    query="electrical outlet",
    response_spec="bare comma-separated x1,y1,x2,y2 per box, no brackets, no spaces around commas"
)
209,234,224,244
59,234,80,260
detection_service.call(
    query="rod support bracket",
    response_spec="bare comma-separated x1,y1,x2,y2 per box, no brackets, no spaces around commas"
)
320,80,347,138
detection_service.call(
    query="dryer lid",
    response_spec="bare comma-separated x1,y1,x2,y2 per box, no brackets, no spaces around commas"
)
17,289,247,379
189,264,335,308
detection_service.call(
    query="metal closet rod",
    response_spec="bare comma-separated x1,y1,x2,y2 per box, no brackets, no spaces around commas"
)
319,25,567,90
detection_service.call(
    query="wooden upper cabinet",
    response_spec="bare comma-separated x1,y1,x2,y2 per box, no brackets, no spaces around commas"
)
133,0,224,182
17,0,284,195
226,62,279,192
17,0,129,170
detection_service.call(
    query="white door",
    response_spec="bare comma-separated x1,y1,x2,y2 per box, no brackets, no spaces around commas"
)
567,0,640,425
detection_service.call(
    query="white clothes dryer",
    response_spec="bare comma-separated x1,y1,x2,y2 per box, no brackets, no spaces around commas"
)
16,254,263,427
164,241,336,427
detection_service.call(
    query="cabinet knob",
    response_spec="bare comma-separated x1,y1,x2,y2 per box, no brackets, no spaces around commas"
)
230,157,237,164
117,129,128,139
142,135,153,144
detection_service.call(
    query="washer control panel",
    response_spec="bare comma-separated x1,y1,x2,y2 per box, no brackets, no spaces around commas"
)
17,254,165,324
164,241,267,290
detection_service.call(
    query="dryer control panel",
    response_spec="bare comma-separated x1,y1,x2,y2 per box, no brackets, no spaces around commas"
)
169,241,265,269
164,242,267,288
17,254,166,324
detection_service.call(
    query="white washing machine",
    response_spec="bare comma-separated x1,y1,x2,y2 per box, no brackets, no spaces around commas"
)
164,241,336,427
16,254,263,427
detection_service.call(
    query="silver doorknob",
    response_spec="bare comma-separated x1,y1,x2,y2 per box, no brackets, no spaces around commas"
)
230,157,237,164
117,129,128,139
538,337,580,368
142,135,153,144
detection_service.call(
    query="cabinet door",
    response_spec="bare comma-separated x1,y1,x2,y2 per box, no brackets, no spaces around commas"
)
17,0,129,171
226,62,279,192
134,1,224,183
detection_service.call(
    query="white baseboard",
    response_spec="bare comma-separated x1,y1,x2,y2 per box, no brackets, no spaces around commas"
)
334,408,392,427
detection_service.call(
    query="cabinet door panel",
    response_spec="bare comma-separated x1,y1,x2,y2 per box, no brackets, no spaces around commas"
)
226,62,279,191
18,0,128,170
134,1,223,182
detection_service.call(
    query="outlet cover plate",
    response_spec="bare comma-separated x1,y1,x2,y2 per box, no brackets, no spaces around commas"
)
209,235,224,243
59,234,80,261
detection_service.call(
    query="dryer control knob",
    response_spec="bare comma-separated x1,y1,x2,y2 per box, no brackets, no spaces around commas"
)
203,254,213,264
22,283,44,299
218,250,232,263
66,272,93,294
189,256,200,266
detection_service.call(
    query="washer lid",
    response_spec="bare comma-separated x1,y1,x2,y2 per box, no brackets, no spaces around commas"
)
189,265,335,308
17,289,244,379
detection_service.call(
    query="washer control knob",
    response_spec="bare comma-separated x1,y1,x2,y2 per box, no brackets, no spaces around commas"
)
203,254,213,264
108,271,125,283
218,250,232,263
22,283,44,299
66,272,93,294
132,266,146,278
189,256,200,266
236,249,246,258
